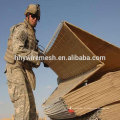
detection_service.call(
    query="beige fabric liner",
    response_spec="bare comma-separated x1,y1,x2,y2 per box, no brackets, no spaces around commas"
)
63,70,120,116
44,22,104,80
65,22,120,76
43,64,103,107
44,21,120,80
99,102,120,120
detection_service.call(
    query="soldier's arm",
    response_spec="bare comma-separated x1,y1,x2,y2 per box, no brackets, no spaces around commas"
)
12,25,31,56
12,25,40,65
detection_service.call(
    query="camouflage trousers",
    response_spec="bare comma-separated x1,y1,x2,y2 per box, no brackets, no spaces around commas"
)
5,65,38,120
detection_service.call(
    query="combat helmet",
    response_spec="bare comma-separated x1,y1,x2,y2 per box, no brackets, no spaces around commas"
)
24,4,40,20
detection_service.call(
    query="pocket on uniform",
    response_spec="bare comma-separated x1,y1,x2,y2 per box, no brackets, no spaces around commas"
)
8,81,25,103
7,67,25,85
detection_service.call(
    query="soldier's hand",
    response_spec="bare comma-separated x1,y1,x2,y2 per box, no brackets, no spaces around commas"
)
37,48,49,67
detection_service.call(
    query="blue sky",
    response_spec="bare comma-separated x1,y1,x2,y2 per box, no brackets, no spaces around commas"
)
0,0,120,119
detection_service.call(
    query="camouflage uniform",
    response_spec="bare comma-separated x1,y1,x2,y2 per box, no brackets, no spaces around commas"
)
4,18,40,120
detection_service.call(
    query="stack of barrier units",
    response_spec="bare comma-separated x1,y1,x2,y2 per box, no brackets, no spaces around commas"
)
42,21,120,120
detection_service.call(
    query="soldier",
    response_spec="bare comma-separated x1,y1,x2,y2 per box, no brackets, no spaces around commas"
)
4,4,43,120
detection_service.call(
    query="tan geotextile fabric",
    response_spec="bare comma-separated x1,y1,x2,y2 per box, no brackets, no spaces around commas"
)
44,21,120,80
65,22,120,75
63,70,120,116
44,22,104,80
99,102,120,120
43,64,103,107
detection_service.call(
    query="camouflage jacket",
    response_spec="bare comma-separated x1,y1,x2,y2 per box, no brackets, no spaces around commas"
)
4,19,41,68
